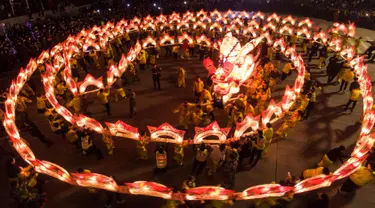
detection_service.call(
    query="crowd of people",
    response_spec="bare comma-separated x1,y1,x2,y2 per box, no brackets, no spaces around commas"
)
1,6,375,208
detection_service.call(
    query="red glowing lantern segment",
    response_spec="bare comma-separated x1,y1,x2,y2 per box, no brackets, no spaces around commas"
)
142,36,157,48
282,15,296,25
186,186,234,200
72,172,118,191
76,114,104,133
196,34,211,47
294,175,333,194
37,50,50,64
32,159,73,184
252,11,265,20
12,139,36,164
239,11,250,19
178,32,193,44
211,9,222,18
105,121,140,140
234,114,260,139
267,13,280,23
224,9,234,18
126,181,173,199
118,54,129,73
78,74,104,94
147,123,186,144
298,18,313,28
63,68,79,97
241,184,294,200
210,22,223,32
193,121,230,144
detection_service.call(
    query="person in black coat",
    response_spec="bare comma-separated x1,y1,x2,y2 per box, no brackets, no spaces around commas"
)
152,64,161,90
326,56,343,84
349,77,360,92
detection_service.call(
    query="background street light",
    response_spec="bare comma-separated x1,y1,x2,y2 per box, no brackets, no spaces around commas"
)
184,1,187,4
154,3,157,7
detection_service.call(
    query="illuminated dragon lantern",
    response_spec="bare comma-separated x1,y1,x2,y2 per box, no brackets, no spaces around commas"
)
204,32,262,103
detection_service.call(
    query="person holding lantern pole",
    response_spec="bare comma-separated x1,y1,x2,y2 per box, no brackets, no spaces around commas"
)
248,130,266,168
317,45,328,69
191,105,203,126
337,62,351,85
154,145,168,175
173,101,193,130
136,134,149,160
344,88,361,112
223,143,239,189
339,68,355,92
182,176,196,192
102,127,114,156
16,95,33,125
97,88,111,116
173,142,188,166
193,76,204,100
126,88,136,118
113,77,126,102
317,145,347,167
67,96,81,115
177,65,186,88
152,64,162,90
275,110,304,139
339,163,375,194
192,143,208,176
207,143,226,176
262,123,274,157
79,130,104,160
301,167,331,180
280,60,294,81
88,50,101,69
36,94,47,114
137,49,147,71
172,45,180,60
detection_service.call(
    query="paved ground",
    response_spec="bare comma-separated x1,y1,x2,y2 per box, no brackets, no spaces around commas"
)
1,17,375,208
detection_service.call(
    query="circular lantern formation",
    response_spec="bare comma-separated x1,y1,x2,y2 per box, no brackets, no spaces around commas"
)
2,9,374,201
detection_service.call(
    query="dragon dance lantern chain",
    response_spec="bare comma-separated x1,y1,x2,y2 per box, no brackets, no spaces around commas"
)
2,9,374,200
